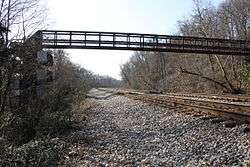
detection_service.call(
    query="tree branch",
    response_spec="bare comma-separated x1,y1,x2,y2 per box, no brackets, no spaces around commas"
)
180,67,230,92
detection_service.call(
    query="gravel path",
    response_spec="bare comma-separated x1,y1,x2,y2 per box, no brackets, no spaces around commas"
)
65,94,250,167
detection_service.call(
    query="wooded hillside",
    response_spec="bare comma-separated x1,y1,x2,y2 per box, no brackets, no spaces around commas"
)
121,0,250,94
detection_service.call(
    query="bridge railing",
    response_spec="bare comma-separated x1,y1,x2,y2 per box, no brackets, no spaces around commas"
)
38,30,250,55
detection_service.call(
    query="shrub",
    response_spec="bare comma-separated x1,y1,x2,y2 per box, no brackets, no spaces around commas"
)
0,138,67,167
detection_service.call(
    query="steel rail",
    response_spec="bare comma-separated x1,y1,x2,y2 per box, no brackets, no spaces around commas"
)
116,89,250,102
163,93,250,103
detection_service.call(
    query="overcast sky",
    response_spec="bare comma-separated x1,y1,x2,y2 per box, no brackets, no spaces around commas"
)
46,0,223,79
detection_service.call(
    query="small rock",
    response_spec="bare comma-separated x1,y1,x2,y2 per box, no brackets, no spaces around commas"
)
243,127,250,133
224,122,237,128
68,150,78,156
211,118,225,124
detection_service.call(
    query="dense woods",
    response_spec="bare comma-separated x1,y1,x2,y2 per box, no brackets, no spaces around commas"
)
121,0,250,94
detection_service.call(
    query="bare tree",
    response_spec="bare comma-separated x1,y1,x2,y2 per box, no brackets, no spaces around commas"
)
177,0,249,94
121,0,250,94
0,0,47,112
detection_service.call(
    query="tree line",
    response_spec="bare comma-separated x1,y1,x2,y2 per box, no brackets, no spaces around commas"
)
51,49,121,91
121,0,250,94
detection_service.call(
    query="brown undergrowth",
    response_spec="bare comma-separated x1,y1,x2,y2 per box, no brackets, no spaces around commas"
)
0,88,88,167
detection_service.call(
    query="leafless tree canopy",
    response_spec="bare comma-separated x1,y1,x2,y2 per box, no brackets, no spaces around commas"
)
0,0,47,43
121,0,250,94
0,0,47,114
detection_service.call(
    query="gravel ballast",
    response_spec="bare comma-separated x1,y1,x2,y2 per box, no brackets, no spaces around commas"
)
65,93,250,167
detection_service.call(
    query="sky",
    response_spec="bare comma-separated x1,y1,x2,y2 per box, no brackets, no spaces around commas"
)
46,0,223,79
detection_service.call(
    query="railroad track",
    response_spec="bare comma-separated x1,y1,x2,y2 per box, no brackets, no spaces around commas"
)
101,88,250,124
163,93,250,103
129,90,250,103
103,88,250,103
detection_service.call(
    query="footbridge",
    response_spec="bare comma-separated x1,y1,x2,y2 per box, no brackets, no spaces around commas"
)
33,30,250,56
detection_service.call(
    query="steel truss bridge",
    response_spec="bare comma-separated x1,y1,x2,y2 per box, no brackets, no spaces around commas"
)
34,30,250,56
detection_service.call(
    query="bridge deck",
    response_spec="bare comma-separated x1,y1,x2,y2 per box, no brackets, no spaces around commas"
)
36,30,250,55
